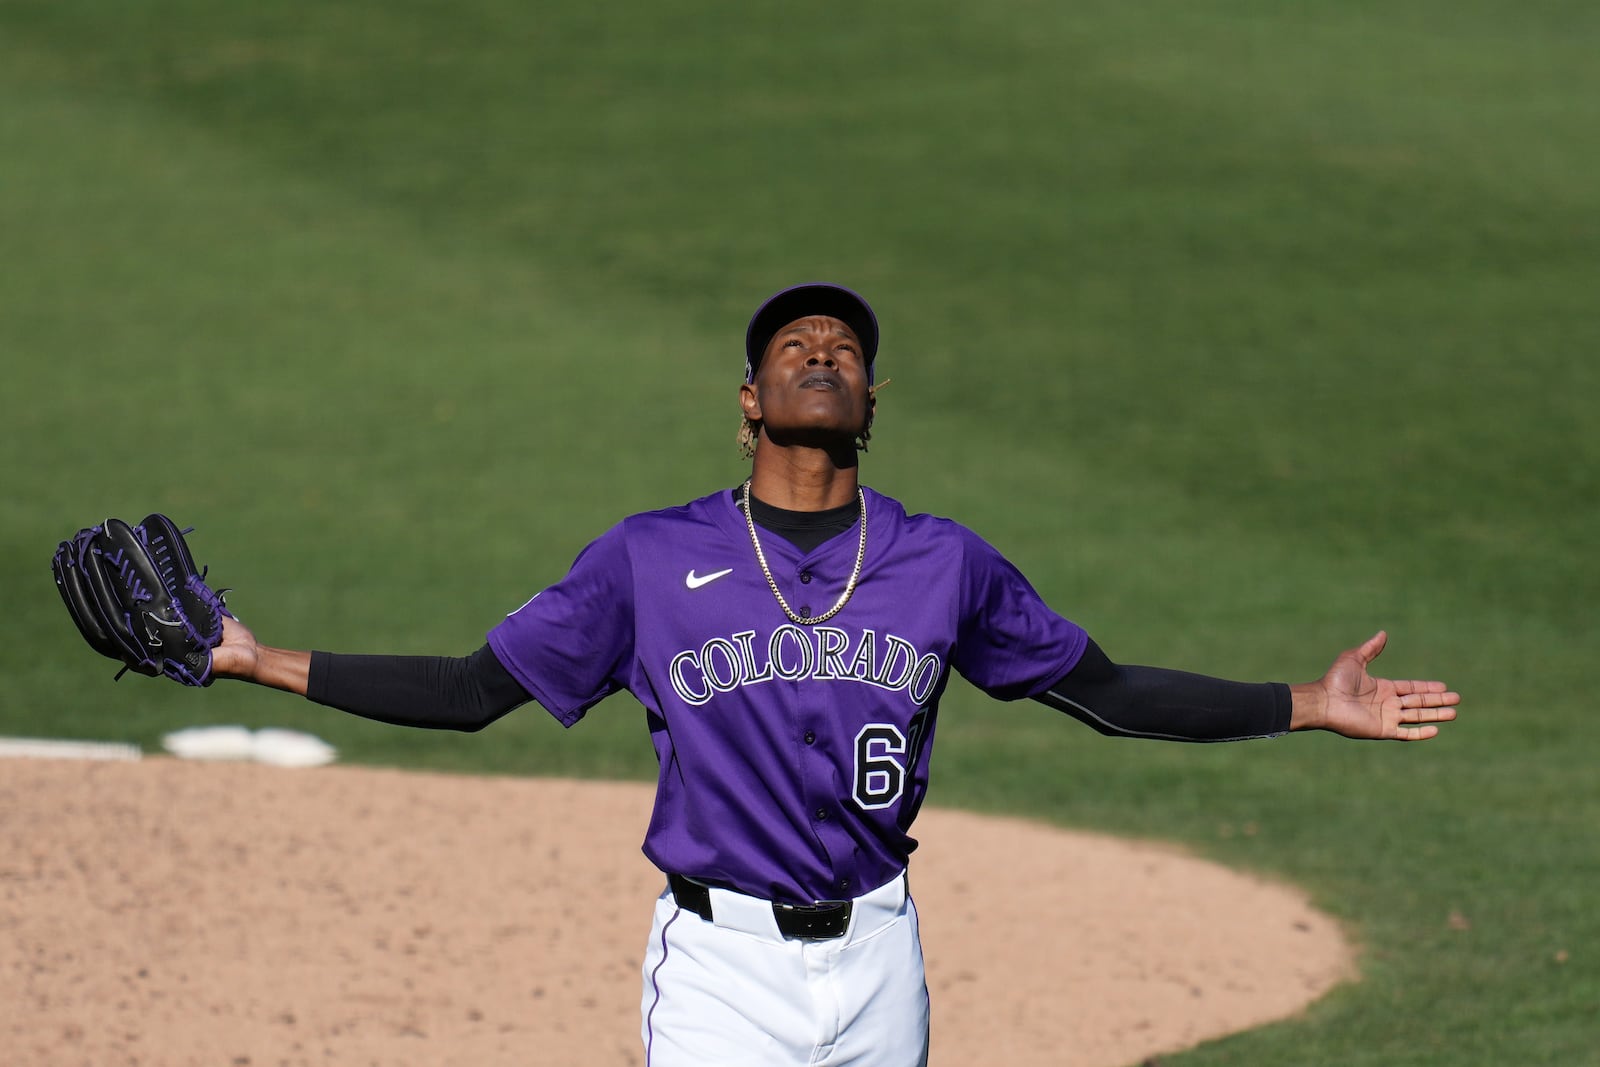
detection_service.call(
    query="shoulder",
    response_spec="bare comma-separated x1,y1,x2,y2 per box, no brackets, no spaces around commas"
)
584,490,741,573
863,487,999,557
616,488,734,538
539,491,735,597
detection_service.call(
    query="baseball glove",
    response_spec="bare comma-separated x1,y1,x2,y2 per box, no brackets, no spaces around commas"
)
51,514,230,686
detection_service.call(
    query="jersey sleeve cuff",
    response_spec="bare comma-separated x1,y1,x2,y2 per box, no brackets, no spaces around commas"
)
486,629,587,727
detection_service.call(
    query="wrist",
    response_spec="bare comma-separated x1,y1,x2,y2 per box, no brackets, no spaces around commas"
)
227,644,312,696
1289,682,1328,731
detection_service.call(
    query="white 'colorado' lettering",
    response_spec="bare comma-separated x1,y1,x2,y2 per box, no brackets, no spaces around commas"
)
668,626,943,708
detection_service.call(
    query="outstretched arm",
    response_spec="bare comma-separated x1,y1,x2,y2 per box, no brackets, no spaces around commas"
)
1038,631,1457,743
209,616,529,731
1037,640,1290,741
1290,630,1458,740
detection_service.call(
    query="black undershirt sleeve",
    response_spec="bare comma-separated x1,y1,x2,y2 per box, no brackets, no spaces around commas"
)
1035,637,1291,741
306,644,532,732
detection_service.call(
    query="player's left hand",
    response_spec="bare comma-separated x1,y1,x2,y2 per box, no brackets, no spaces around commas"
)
1292,631,1459,740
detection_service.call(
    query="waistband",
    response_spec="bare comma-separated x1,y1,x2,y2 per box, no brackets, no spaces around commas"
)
666,872,908,943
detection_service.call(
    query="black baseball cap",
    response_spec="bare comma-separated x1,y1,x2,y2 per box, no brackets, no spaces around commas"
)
745,282,879,384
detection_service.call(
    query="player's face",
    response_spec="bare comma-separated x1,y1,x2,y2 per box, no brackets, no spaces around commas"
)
741,315,872,447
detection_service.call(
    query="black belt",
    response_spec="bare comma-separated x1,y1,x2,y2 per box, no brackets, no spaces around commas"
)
667,873,854,941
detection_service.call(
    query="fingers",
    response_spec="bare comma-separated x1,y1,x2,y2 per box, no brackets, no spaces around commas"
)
1392,688,1459,738
1396,688,1460,719
1395,687,1459,703
1394,679,1450,696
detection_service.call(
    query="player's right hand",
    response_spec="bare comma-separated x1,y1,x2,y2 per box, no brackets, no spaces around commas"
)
209,614,262,682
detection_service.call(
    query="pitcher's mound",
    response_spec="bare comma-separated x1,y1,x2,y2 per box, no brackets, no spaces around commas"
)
1,759,1352,1065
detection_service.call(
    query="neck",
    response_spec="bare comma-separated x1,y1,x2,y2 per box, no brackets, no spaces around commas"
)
747,443,860,511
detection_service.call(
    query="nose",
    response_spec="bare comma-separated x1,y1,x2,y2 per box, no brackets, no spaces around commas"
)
806,352,837,369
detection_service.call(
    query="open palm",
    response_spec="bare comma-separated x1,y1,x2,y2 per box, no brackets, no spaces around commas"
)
1310,631,1459,741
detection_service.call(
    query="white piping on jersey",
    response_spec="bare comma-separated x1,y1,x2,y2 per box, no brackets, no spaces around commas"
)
506,590,542,618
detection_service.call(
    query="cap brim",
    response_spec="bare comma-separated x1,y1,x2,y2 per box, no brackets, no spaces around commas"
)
745,283,879,381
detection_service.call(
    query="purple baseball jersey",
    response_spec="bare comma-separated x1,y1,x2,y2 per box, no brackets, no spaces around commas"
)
488,486,1088,904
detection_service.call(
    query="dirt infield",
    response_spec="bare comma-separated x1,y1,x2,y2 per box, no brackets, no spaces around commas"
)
1,759,1354,1065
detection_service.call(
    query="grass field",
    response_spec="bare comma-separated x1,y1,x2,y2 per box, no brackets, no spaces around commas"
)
3,1,1596,1063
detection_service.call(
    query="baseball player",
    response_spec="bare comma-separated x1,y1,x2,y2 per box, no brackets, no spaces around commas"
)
207,282,1458,1066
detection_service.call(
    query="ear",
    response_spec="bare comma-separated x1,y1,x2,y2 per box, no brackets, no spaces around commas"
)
739,380,762,422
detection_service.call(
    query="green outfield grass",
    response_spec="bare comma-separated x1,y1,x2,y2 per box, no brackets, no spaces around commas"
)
2,1,1595,1062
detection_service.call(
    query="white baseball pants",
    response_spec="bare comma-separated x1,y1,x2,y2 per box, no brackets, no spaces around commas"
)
640,873,930,1066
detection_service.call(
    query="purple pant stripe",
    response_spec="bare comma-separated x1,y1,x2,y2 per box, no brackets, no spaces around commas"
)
643,908,681,1066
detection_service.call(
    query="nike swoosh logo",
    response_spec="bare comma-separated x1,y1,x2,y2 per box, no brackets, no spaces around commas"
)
685,568,734,590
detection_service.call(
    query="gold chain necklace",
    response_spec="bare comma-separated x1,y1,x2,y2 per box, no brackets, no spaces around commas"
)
741,479,867,626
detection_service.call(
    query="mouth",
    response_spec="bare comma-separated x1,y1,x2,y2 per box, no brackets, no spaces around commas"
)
798,371,842,391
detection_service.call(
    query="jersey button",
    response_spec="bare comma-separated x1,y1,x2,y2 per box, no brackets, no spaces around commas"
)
803,731,816,745
800,570,813,584
799,605,811,618
815,808,828,821
838,878,851,893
